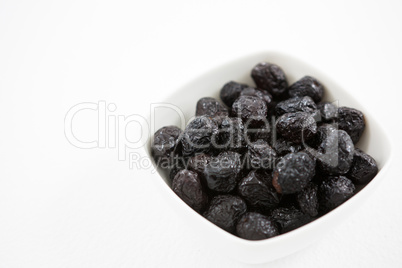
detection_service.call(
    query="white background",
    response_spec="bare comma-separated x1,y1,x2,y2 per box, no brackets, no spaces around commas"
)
1,0,402,267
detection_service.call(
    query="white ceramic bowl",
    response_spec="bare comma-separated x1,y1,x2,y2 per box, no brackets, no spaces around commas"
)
144,51,393,264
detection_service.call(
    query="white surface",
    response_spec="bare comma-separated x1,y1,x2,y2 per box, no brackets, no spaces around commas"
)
0,0,401,267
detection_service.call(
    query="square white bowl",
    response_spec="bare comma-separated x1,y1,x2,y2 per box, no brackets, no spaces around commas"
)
144,51,393,264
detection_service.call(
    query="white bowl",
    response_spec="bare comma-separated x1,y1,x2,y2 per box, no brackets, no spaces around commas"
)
144,51,393,264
